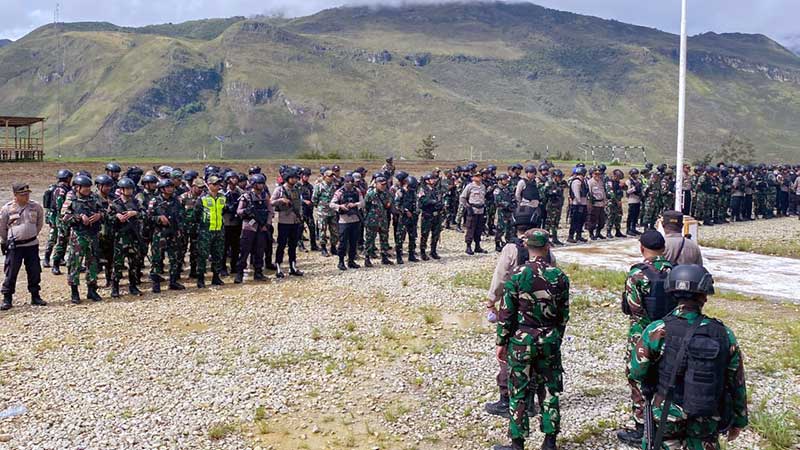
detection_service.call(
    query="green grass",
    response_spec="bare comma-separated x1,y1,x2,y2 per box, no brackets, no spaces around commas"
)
750,399,800,450
208,422,240,440
562,263,628,292
452,270,491,290
700,237,800,259
382,401,411,423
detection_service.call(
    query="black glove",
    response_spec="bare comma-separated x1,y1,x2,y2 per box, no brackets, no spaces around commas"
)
1,242,7,256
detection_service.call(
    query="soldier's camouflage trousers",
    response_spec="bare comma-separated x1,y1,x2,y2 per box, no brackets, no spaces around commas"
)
641,410,725,450
545,204,562,238
52,222,71,264
197,229,224,276
485,203,496,232
316,214,339,250
178,226,198,275
303,211,317,248
626,322,647,425
67,232,99,287
495,211,514,246
717,193,730,221
641,199,659,229
113,234,141,282
507,332,563,439
455,203,466,226
395,214,418,254
605,200,623,234
420,213,443,253
765,188,777,217
99,232,114,277
365,221,391,258
755,192,768,218
45,220,58,258
446,195,458,226
150,230,181,279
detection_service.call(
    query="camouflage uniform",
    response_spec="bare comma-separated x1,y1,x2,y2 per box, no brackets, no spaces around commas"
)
544,178,566,241
195,193,226,278
110,196,142,283
660,174,675,217
765,172,778,218
96,192,116,284
622,256,672,426
630,305,748,450
61,191,104,287
394,185,418,258
493,183,516,247
417,182,444,257
441,175,457,228
364,187,393,259
484,176,497,234
135,188,158,276
641,174,662,229
312,180,338,252
50,183,73,266
299,179,317,250
717,173,732,222
605,178,625,236
178,189,202,276
497,257,570,442
147,193,184,281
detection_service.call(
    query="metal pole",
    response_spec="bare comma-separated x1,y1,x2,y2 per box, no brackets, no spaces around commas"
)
674,0,688,212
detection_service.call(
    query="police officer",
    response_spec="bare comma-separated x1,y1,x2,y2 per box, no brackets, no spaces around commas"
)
567,167,588,243
236,174,274,283
626,168,643,236
299,168,318,252
1,183,46,310
630,265,748,450
461,172,488,255
331,175,365,271
515,165,541,221
271,168,304,278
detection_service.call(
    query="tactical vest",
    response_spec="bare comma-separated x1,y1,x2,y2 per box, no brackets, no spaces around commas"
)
341,188,361,217
248,193,270,226
200,195,226,231
522,179,540,202
73,194,102,235
633,263,676,321
657,315,729,417
511,237,553,266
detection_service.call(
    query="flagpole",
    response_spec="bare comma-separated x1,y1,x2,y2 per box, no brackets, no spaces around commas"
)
674,0,688,212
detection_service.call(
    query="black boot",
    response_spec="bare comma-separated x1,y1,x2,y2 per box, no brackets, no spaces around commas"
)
87,284,102,302
408,251,419,262
364,256,374,268
551,234,564,246
188,266,197,279
129,274,142,296
616,424,644,447
615,229,625,238
111,281,120,298
381,254,394,266
31,293,47,306
212,273,225,286
321,246,330,257
104,268,113,288
196,275,206,288
420,250,429,261
541,434,557,450
338,257,347,271
430,245,440,260
70,285,81,304
495,241,504,252
253,270,266,281
51,263,62,275
289,262,304,276
455,224,463,233
169,276,186,290
484,395,510,418
219,267,229,277
234,271,244,284
1,295,11,311
347,260,360,269
330,246,338,256
151,275,161,294
577,234,588,243
396,251,404,265
567,233,577,244
275,264,285,278
474,244,488,254
43,250,52,268
493,437,524,450
597,229,606,239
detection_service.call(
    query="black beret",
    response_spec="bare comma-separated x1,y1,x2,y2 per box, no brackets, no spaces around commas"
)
662,210,683,226
640,230,666,250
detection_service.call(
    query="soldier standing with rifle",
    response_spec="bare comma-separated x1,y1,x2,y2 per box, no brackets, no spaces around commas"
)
48,170,73,274
417,173,444,261
1,183,46,310
147,179,184,293
109,177,143,298
235,174,273,284
61,175,105,303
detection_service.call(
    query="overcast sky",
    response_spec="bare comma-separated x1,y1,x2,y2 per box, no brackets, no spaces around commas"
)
1,0,797,47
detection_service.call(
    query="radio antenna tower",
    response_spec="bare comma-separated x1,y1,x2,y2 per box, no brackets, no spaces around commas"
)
54,2,64,158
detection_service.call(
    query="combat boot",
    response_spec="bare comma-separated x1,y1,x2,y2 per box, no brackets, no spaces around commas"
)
338,257,347,271
703,219,714,226
330,246,338,256
484,395,510,418
420,251,429,261
590,230,598,241
430,245,441,260
51,263,62,275
616,424,643,447
455,224,463,233
128,274,142,296
310,240,319,252
1,294,12,311
188,264,197,279
211,273,225,286
253,270,266,281
551,236,564,246
495,241,503,252
408,252,419,262
577,234,588,243
493,438,524,450
70,285,81,304
321,246,329,257
466,244,474,255
43,249,52,268
381,254,394,266
111,280,121,298
396,251,404,265
597,230,606,239
196,275,206,288
275,264,285,278
364,256,374,268
31,293,47,306
474,244,488,254
87,284,102,302
219,267,229,277
615,228,625,238
104,268,113,288
289,262,304,276
234,271,244,284
169,276,185,290
347,260,360,269
541,434,557,450
151,275,162,294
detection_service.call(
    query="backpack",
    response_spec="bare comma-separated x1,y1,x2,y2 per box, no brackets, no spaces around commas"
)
43,184,58,210
621,263,676,321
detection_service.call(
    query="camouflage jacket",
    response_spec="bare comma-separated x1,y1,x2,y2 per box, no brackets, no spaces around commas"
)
493,184,516,213
496,256,570,347
622,256,673,329
178,191,202,231
50,182,71,224
60,191,105,236
147,193,184,236
312,180,336,217
364,188,392,227
109,196,142,236
417,184,443,216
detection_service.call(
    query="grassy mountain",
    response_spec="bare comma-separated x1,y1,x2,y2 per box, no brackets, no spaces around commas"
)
1,2,799,161
0,39,11,48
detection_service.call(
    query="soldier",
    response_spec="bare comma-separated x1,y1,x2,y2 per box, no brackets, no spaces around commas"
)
641,171,662,230
193,176,226,288
617,230,673,447
483,167,497,236
461,172,488,255
689,166,703,218
363,175,394,267
418,173,444,260
299,168,318,252
61,175,104,303
587,167,608,239
398,176,420,264
312,170,339,257
109,177,143,298
44,169,72,271
271,168,304,278
717,168,732,223
701,167,721,226
179,178,204,278
147,178,184,293
494,229,569,450
105,162,122,192
754,166,769,219
765,166,778,218
171,169,186,197
661,167,676,218
236,174,273,283
330,175,365,271
508,164,523,192
1,183,46,310
222,171,243,276
730,167,746,221
605,169,625,238
630,265,748,450
515,165,541,222
742,166,755,220
391,172,410,264
535,164,550,228
493,174,516,251
135,174,159,282
443,168,458,229
567,167,588,243
94,174,116,287
381,156,396,180
543,169,566,246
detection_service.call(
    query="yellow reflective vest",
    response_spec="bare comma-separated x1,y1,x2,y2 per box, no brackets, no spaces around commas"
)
199,194,226,231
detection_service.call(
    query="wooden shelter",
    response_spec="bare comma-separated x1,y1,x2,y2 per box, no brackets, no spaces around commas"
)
1,116,45,161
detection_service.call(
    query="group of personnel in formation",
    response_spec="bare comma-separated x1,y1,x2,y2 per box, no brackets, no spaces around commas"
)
485,208,746,450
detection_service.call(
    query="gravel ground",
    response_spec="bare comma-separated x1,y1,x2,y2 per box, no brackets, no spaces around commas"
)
0,227,796,449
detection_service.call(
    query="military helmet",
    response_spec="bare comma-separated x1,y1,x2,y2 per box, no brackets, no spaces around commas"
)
466,162,478,170
157,179,174,190
283,168,299,179
224,170,238,182
331,164,341,171
73,175,92,187
512,163,524,170
421,172,433,181
613,169,624,177
395,171,409,182
171,169,183,179
525,164,537,173
320,166,330,175
576,162,586,168
512,209,536,228
141,174,158,184
249,166,262,175
300,168,311,177
183,170,199,181
250,174,267,184
598,164,607,172
105,162,122,173
575,167,587,176
407,176,419,189
57,169,73,180
117,177,136,190
126,166,143,176
157,165,173,178
552,169,564,177
665,264,715,296
94,174,113,186
538,163,550,172
355,167,366,174
237,172,247,181
644,162,654,170
497,173,509,181
480,168,491,175
487,164,497,171
77,170,92,178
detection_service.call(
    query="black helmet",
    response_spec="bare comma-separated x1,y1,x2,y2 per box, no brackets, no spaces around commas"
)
629,168,640,176
73,175,92,187
665,264,715,296
598,164,607,172
487,164,497,171
513,209,535,229
94,174,113,186
576,163,586,168
224,171,238,182
512,163,523,170
320,166,330,175
183,170,199,181
395,171,409,182
157,166,173,178
57,169,73,180
466,162,478,171
301,168,312,177
283,168,299,179
644,162,654,170
117,177,136,190
250,174,266,184
524,164,537,173
613,169,624,178
407,176,419,189
497,173,509,181
575,167,587,176
105,162,122,173
552,169,564,178
77,170,92,178
249,166,262,175
157,179,174,190
126,166,143,176
538,163,549,172
141,174,158,184
421,172,433,182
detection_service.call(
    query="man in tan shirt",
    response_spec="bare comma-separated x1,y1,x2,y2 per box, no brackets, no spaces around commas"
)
661,210,703,266
1,183,47,310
